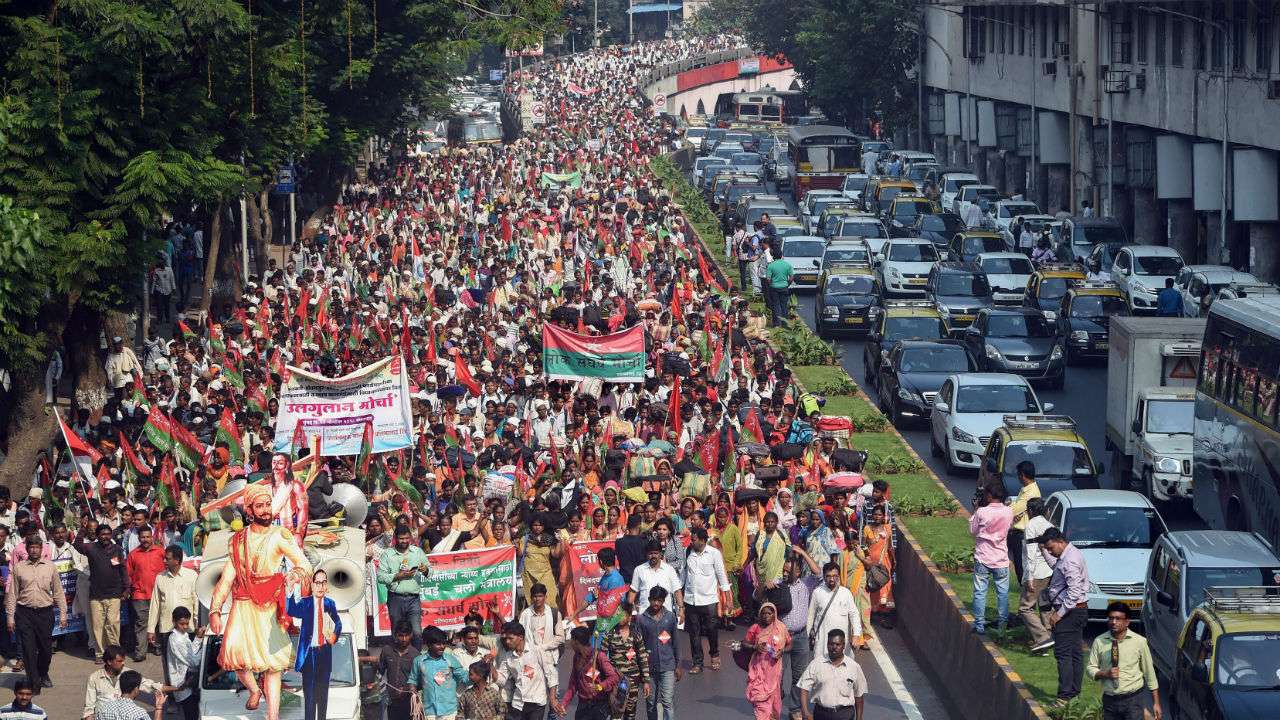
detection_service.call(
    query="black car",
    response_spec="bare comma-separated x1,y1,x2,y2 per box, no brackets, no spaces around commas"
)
897,211,966,250
926,262,994,334
862,303,950,389
1057,287,1128,363
876,340,978,426
815,270,879,338
960,308,1066,389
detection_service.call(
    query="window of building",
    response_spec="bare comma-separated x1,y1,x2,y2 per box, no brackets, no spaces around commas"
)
1231,1,1246,71
1154,13,1166,65
1039,7,1049,58
1211,2,1225,71
1194,6,1207,70
1136,10,1148,64
998,8,1007,54
1018,7,1026,56
1171,17,1185,67
1259,1,1275,73
1112,7,1133,64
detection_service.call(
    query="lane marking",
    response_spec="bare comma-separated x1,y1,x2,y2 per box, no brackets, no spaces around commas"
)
867,638,926,720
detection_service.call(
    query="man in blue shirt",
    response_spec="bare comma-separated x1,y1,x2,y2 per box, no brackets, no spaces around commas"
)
1156,278,1184,317
635,587,683,720
407,626,469,720
0,680,46,720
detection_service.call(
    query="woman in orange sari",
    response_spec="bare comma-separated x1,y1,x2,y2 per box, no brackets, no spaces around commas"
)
709,504,744,628
863,503,896,628
838,529,873,650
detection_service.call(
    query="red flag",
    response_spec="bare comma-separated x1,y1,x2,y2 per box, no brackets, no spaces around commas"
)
744,406,765,444
118,431,152,477
548,431,561,473
411,234,422,260
667,375,682,441
670,287,683,325
400,311,412,360
425,321,438,365
296,286,311,325
454,350,481,396
314,293,328,331
55,408,101,487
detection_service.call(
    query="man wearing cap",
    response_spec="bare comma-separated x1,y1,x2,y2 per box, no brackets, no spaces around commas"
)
104,337,142,400
1035,527,1091,702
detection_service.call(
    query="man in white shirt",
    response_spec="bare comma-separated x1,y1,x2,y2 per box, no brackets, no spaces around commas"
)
516,582,565,656
797,629,868,720
1020,497,1056,654
496,621,563,719
104,337,142,399
146,546,197,682
805,562,861,659
629,540,684,623
164,607,203,720
682,528,730,673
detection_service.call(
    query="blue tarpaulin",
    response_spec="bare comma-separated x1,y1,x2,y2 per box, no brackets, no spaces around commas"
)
627,3,682,14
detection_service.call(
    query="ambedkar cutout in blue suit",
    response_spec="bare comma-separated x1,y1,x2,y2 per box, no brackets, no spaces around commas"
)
287,568,343,720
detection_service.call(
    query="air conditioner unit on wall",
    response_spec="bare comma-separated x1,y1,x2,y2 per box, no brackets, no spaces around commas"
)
1043,61,1058,76
1133,71,1147,91
1054,41,1070,58
1104,70,1130,94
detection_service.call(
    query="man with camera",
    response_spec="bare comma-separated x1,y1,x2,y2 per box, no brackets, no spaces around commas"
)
969,484,1013,637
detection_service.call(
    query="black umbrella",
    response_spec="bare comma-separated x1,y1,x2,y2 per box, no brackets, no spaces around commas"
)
436,384,467,399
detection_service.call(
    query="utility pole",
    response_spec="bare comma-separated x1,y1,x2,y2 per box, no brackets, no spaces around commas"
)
593,0,600,48
629,0,634,44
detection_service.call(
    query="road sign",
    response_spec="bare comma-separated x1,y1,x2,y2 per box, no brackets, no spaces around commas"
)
273,163,297,194
1168,356,1199,380
653,93,667,112
531,101,546,125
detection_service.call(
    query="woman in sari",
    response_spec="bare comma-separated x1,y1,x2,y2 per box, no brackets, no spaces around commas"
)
604,505,625,539
710,504,744,629
801,509,840,573
749,512,789,615
741,602,790,720
863,503,896,628
589,507,609,540
773,488,797,534
521,514,564,609
839,528,873,651
653,517,684,578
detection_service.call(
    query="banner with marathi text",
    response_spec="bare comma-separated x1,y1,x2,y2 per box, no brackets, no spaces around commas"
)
272,356,413,456
542,324,645,383
371,545,517,635
563,540,613,621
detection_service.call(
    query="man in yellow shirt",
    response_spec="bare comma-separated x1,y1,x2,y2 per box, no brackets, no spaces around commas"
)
1086,602,1161,720
1006,461,1041,580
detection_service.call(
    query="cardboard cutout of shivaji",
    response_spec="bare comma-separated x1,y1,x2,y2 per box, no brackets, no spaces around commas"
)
208,483,313,720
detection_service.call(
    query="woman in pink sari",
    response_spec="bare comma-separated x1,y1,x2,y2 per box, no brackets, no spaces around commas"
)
742,601,791,720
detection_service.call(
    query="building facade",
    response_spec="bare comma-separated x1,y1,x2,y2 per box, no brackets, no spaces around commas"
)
919,0,1280,278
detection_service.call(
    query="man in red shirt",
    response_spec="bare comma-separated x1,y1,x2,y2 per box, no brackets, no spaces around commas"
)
124,526,166,662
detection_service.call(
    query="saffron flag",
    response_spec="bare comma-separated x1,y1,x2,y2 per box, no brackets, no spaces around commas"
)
542,323,645,382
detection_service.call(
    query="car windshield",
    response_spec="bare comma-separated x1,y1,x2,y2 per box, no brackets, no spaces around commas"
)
945,177,976,193
1215,633,1280,688
698,158,728,170
1000,203,1039,218
784,240,825,258
908,165,937,181
731,152,763,165
839,221,887,239
1003,442,1093,480
955,384,1039,414
981,257,1034,275
1076,224,1127,246
900,346,970,373
1133,255,1184,276
810,198,842,216
921,214,963,233
825,249,870,265
964,237,1007,254
893,201,932,219
1062,506,1163,548
1146,399,1194,434
713,147,738,160
884,317,944,341
968,187,1000,201
726,185,766,203
877,187,906,209
1185,568,1280,611
826,275,875,294
204,634,356,690
843,176,868,192
1039,277,1074,299
888,243,939,262
937,273,990,297
986,314,1054,338
777,225,806,238
1070,295,1127,318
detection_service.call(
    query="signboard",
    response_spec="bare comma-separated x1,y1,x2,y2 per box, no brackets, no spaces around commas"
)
272,356,414,456
371,545,518,635
738,58,761,76
542,324,645,382
531,101,546,125
563,540,613,621
653,93,667,112
488,69,506,82
273,163,297,194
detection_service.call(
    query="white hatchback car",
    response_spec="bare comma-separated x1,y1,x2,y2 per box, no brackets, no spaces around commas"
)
1111,245,1185,315
876,238,939,297
975,252,1035,305
939,172,980,210
929,373,1051,473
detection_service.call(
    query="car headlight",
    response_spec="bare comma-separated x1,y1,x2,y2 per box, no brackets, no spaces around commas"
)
952,426,977,444
936,302,950,315
1132,281,1149,294
1043,310,1057,321
1070,330,1089,342
889,267,902,279
985,344,1002,360
1156,457,1182,473
1089,582,1100,594
898,388,922,403
823,305,840,316
1050,345,1064,360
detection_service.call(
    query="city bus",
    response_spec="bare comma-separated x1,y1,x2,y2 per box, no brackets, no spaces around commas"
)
712,89,808,127
1194,296,1280,551
786,125,861,202
446,113,503,146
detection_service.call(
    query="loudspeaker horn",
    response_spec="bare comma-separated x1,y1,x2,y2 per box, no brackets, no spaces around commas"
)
316,556,366,611
326,482,368,528
196,557,228,611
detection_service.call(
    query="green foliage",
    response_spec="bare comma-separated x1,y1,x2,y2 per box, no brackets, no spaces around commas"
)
933,546,975,573
864,452,925,475
1045,698,1103,720
770,320,839,365
812,374,859,396
851,411,887,433
651,154,722,261
893,493,960,517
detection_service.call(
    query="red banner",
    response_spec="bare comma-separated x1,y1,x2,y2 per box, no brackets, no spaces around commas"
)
372,545,517,634
564,540,614,622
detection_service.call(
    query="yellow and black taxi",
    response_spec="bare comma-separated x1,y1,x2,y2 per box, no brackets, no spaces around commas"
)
1023,263,1087,320
884,194,941,233
862,299,949,389
1169,586,1280,720
815,265,879,338
1056,282,1129,363
977,414,1103,497
817,203,867,240
926,262,994,334
946,229,1008,264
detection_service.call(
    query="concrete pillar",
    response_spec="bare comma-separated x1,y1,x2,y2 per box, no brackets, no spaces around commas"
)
1046,166,1070,215
1132,188,1163,246
973,149,988,183
1113,190,1135,239
1006,155,1028,197
1205,214,1226,265
1166,200,1197,261
985,151,1007,194
1074,116,1096,216
1250,223,1280,282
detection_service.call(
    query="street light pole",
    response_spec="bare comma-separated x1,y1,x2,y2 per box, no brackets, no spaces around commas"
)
593,0,600,48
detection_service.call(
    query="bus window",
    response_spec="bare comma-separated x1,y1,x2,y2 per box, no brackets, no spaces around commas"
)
761,105,781,121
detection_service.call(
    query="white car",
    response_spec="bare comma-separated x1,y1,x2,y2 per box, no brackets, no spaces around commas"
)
693,156,730,186
1111,245,1185,315
780,236,827,290
952,184,1002,220
939,172,980,210
1044,490,1169,622
799,189,848,234
1173,265,1260,318
684,126,710,152
876,237,939,297
929,373,1051,473
840,173,870,202
992,200,1042,234
975,252,1035,304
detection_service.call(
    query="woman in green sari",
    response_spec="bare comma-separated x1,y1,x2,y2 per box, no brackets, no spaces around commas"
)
751,511,790,609
839,527,873,650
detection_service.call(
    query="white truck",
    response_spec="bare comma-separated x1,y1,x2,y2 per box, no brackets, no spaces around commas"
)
1104,316,1204,503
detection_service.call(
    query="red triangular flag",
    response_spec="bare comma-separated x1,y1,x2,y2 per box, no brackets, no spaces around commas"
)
454,350,481,396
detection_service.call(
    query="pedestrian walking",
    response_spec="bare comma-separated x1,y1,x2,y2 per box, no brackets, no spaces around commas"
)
796,629,867,720
1086,603,1162,720
600,603,650,720
149,263,175,322
460,661,505,720
377,621,419,720
805,562,860,660
124,526,164,661
1019,498,1056,655
6,535,65,694
1156,278,1184,317
560,626,620,720
739,601,790,720
376,527,431,648
635,587,682,720
407,626,468,720
164,607,204,720
778,551,821,720
765,243,794,328
0,680,46,720
497,620,563,720
970,484,1013,637
146,545,197,683
681,528,730,674
1034,527,1091,702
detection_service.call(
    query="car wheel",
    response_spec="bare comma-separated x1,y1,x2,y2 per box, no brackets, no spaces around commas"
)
943,438,959,475
890,400,906,428
816,320,828,339
1144,469,1172,509
863,354,874,383
1111,449,1132,489
930,431,943,458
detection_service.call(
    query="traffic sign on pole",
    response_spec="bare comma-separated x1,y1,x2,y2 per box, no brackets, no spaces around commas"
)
653,93,667,112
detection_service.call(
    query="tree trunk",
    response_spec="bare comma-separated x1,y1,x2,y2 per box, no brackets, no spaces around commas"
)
200,201,225,317
0,299,72,493
246,189,275,277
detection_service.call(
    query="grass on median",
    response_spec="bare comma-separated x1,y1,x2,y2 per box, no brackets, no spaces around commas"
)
651,154,1104,719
